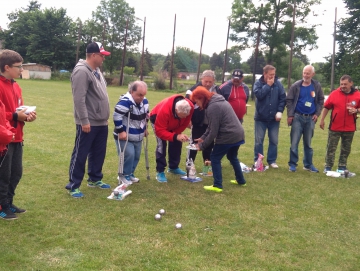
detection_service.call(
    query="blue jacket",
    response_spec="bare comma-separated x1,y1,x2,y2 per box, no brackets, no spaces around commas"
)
253,75,286,121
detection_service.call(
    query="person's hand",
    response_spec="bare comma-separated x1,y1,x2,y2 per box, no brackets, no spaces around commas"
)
187,121,192,129
195,144,201,151
267,77,274,86
16,108,28,122
177,134,189,142
118,131,127,140
312,115,318,123
287,117,294,126
319,120,325,130
82,124,91,133
194,138,204,143
144,130,149,137
26,111,37,122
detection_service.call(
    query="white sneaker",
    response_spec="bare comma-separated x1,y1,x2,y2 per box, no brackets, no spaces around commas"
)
270,163,279,168
129,173,140,183
117,175,132,186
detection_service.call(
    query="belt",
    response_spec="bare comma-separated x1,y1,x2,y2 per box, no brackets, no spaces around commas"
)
295,111,314,117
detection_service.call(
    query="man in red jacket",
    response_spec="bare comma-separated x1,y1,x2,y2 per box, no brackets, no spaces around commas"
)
0,50,37,220
320,75,360,173
150,95,194,182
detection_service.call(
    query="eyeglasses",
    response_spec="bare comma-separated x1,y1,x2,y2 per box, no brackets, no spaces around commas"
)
12,65,23,69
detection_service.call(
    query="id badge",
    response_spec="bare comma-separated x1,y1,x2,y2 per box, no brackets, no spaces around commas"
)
305,101,312,107
140,121,145,129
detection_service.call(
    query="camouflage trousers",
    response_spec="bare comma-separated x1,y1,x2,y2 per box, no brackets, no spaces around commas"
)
325,130,355,168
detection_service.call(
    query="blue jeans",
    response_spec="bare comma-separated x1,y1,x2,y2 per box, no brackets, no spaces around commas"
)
114,139,142,176
211,143,246,189
289,113,315,168
254,120,280,164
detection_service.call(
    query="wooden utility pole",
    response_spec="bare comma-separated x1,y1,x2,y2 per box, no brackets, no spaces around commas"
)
75,21,82,64
251,4,263,100
221,20,230,84
331,8,337,91
140,17,146,81
119,18,129,86
196,18,206,83
170,14,176,90
287,0,296,91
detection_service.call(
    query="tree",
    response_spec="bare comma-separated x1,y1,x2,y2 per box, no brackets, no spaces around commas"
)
141,48,153,76
92,0,141,74
230,0,321,64
209,53,223,70
323,0,360,85
219,46,242,72
246,51,267,74
173,47,197,72
1,5,75,70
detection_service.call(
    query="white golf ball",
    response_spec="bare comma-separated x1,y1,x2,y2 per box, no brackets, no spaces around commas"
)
175,223,182,229
155,214,162,221
113,191,119,196
159,209,166,215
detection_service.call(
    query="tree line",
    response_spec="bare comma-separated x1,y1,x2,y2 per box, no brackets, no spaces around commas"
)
0,0,359,89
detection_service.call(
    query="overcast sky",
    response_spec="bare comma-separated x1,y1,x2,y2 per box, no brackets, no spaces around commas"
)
0,0,348,64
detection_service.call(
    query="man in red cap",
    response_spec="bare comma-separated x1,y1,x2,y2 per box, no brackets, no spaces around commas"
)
65,42,111,198
218,69,249,124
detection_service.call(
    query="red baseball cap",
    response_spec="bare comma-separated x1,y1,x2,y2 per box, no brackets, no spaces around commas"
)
86,42,111,56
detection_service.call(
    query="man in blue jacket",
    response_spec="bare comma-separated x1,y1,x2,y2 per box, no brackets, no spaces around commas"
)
253,65,286,168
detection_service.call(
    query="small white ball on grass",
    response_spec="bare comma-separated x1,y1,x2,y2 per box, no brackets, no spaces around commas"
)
159,209,166,215
175,223,182,229
154,214,162,221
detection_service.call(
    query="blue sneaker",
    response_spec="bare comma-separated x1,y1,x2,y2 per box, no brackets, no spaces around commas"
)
167,168,186,175
289,165,296,172
87,180,111,189
156,172,167,183
323,167,331,173
69,188,84,198
303,165,319,173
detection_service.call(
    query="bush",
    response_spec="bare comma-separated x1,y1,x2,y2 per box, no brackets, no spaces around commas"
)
51,71,71,81
153,73,167,90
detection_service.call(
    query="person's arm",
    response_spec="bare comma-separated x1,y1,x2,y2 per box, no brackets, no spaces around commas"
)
113,99,130,140
0,125,14,145
243,84,250,103
72,69,90,131
319,108,329,130
253,81,272,100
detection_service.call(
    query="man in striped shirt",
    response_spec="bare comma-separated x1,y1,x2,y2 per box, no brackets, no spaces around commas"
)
113,81,149,185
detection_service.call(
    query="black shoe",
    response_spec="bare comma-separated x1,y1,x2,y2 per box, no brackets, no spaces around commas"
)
0,205,18,220
10,204,26,213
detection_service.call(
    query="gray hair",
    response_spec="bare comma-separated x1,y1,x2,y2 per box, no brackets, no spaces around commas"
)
303,65,315,73
201,70,215,79
175,99,191,115
129,80,147,92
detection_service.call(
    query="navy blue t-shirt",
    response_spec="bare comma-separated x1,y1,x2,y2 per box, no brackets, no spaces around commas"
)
295,84,316,114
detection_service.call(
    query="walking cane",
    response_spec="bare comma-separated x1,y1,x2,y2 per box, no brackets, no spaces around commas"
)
143,121,150,180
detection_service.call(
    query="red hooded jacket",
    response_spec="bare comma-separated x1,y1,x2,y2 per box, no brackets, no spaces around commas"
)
0,100,15,154
0,76,24,142
324,87,360,132
150,95,194,142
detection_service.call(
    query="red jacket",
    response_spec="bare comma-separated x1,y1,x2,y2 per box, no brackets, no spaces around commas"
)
0,100,15,154
0,76,24,142
150,95,194,142
324,87,360,132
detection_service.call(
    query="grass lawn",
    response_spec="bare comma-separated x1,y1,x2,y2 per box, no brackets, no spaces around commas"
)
1,79,360,270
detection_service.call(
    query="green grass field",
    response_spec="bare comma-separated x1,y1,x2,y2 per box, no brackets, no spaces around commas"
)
1,80,360,270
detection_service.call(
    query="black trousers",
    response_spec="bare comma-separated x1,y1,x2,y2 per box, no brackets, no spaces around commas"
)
188,125,214,163
0,143,23,205
151,122,182,172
